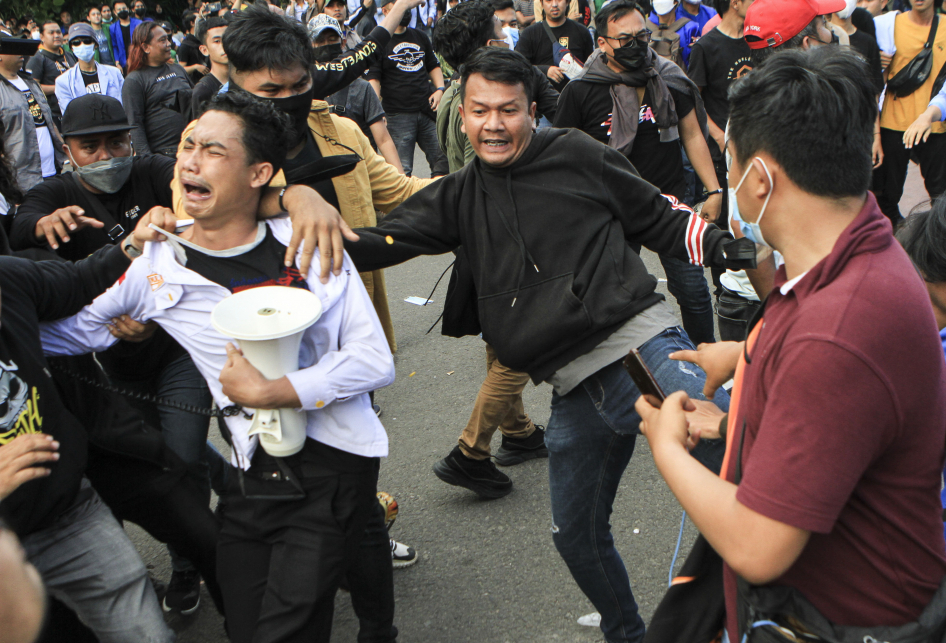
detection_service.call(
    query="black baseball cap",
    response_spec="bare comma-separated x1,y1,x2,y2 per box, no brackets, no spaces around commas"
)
61,94,136,137
0,36,40,57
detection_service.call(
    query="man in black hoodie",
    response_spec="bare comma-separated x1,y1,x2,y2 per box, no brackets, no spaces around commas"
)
346,47,750,643
0,213,177,643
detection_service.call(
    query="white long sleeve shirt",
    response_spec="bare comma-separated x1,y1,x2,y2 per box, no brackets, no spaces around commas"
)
39,218,394,469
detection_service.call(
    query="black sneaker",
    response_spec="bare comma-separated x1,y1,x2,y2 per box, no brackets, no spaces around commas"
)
494,425,549,466
432,445,512,499
163,570,201,616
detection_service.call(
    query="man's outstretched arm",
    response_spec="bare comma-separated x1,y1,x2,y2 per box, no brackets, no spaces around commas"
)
311,0,430,99
344,174,462,272
11,209,177,323
600,146,737,270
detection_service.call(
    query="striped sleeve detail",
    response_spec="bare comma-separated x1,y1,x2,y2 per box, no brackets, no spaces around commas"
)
661,194,705,266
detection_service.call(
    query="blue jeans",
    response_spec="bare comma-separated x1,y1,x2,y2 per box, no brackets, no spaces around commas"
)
545,327,730,643
23,480,174,643
385,111,446,177
659,256,716,346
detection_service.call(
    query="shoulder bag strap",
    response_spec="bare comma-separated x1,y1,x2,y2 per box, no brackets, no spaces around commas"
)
542,20,562,48
63,172,127,241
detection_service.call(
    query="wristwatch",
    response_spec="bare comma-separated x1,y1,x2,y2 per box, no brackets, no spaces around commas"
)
123,238,143,259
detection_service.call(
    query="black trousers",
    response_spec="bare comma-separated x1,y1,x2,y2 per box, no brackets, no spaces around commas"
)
218,440,380,643
347,500,397,643
715,285,762,342
873,128,946,226
87,448,226,614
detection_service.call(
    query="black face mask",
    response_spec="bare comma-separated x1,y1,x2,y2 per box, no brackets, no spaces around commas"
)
313,42,343,63
117,9,130,19
231,80,314,145
399,8,412,27
134,7,146,16
611,39,649,71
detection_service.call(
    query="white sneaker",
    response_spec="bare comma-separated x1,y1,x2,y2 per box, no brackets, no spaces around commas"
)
577,612,601,627
391,539,417,569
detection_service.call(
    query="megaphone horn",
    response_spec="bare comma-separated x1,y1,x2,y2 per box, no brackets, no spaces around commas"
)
211,286,323,457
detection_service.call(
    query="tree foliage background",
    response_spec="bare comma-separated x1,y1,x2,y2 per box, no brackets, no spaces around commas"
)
1,0,191,24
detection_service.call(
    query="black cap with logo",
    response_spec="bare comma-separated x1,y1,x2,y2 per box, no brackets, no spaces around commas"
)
61,94,136,137
0,36,40,57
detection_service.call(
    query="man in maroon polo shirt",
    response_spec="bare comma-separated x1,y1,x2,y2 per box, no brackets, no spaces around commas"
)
636,47,946,642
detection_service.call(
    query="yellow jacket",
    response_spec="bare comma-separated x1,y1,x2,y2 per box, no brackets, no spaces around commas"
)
172,99,435,353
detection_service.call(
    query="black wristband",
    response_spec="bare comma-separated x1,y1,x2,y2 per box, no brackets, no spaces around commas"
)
704,188,724,197
278,186,289,213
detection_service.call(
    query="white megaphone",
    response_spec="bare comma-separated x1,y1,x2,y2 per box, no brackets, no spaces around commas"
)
211,286,322,457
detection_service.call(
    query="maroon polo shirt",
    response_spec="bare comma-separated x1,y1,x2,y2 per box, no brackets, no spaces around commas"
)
723,194,946,640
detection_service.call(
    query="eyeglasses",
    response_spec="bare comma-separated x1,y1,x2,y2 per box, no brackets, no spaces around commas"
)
71,37,96,45
601,29,651,48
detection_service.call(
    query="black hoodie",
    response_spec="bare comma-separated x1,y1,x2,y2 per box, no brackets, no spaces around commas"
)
0,243,131,536
346,128,733,382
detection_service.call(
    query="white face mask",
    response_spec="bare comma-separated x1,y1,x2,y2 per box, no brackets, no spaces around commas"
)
502,25,518,49
836,0,857,19
73,43,96,62
732,157,774,248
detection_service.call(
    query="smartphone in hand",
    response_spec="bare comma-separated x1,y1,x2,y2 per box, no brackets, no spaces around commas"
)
623,348,666,408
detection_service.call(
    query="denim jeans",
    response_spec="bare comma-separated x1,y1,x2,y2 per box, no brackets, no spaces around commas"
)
110,352,226,573
659,256,716,346
384,111,446,177
23,480,175,643
545,327,730,643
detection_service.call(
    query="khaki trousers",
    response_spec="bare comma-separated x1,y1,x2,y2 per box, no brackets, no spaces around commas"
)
458,343,535,460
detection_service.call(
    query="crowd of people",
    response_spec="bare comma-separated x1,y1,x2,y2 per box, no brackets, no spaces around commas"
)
0,0,945,639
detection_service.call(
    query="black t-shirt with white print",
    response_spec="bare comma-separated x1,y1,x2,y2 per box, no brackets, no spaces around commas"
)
553,80,694,199
365,27,440,114
81,69,101,93
686,27,753,150
182,224,308,294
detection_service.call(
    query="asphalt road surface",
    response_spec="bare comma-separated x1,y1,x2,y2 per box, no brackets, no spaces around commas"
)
127,150,932,643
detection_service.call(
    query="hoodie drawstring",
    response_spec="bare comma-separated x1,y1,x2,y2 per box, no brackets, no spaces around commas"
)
472,164,539,307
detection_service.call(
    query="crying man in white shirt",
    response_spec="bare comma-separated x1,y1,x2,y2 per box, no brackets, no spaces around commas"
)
37,90,396,643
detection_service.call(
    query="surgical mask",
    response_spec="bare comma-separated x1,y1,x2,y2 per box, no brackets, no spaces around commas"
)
732,157,774,248
313,42,343,63
242,83,314,145
73,43,96,62
73,155,134,193
502,25,519,49
117,9,130,19
611,38,649,70
836,0,856,19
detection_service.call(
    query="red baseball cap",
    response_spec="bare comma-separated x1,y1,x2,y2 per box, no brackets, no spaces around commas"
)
743,0,846,49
